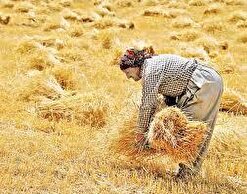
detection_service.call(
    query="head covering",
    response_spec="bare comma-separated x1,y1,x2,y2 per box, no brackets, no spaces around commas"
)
119,47,154,70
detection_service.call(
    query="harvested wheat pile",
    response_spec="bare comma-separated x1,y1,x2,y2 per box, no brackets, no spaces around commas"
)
0,13,10,25
36,92,109,127
51,65,87,90
1,0,14,8
14,2,35,13
61,8,81,21
188,0,206,6
225,0,246,6
237,20,247,28
237,32,247,44
169,30,201,42
16,39,61,70
202,21,224,33
95,6,115,17
147,108,207,162
220,89,247,115
68,24,84,37
35,37,65,50
172,16,195,28
111,107,207,163
168,1,188,9
114,0,133,8
20,74,68,103
203,3,221,15
195,36,219,55
43,16,70,32
92,16,134,29
96,30,115,49
228,11,247,23
143,8,187,19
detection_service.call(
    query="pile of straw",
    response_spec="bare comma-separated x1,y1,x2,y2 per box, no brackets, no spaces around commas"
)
147,108,207,162
0,13,10,25
143,8,187,19
36,92,109,127
111,107,207,162
220,89,247,115
16,39,61,70
20,74,68,103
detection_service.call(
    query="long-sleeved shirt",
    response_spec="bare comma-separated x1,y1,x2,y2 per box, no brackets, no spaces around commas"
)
138,54,198,132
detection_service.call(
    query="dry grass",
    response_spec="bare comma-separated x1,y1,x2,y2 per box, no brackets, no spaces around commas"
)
220,89,247,115
0,0,247,193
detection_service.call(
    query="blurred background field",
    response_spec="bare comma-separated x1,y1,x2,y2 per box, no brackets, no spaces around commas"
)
0,0,246,193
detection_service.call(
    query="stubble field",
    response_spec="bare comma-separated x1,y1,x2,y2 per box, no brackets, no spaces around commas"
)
0,0,247,193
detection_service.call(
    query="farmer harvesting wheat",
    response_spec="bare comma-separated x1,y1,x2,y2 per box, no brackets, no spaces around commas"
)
119,47,223,179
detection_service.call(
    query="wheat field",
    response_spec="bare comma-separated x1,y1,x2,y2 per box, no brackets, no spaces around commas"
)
0,0,247,193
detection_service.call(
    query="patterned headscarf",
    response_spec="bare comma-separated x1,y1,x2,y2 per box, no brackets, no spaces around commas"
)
119,48,154,70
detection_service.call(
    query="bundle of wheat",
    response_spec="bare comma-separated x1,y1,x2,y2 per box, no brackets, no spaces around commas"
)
0,13,10,25
220,89,247,115
147,108,207,162
111,107,207,163
169,30,201,42
114,0,133,8
188,0,206,6
14,2,35,13
37,92,109,127
16,39,61,70
179,46,209,61
68,24,84,37
16,39,43,54
172,16,195,28
92,16,134,29
1,0,14,8
43,16,70,32
225,0,246,6
202,21,223,33
95,6,115,17
228,11,247,23
143,8,187,19
237,20,247,28
203,3,221,15
51,65,87,90
61,8,81,21
237,32,247,44
20,74,68,103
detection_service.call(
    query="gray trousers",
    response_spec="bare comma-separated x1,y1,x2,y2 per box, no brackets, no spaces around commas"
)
176,64,223,169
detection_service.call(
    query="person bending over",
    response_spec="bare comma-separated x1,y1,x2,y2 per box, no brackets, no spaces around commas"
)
119,47,223,178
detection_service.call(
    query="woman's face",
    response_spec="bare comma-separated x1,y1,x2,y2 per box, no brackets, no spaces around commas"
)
122,67,141,81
